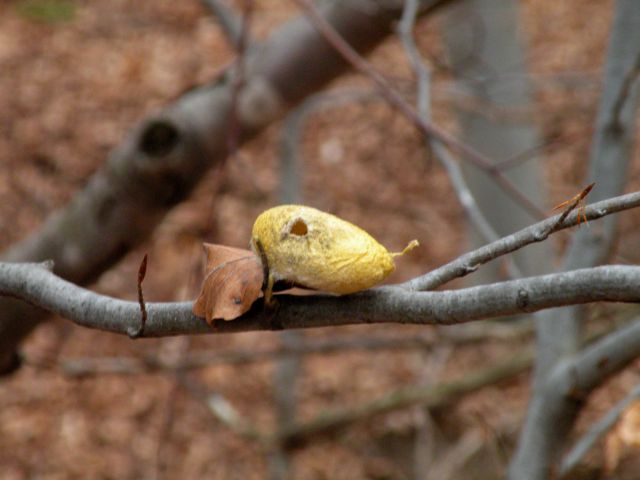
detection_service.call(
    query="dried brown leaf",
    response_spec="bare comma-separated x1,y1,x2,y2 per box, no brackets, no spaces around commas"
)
193,243,263,324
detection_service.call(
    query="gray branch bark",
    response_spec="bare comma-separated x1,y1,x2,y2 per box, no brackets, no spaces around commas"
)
1,261,640,336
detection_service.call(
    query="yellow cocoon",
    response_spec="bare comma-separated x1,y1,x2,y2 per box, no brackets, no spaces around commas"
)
250,205,417,301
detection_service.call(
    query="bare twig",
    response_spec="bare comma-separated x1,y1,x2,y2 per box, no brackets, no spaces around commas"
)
488,135,575,173
295,0,545,219
271,321,622,447
1,195,639,334
3,261,640,335
175,352,527,452
276,350,531,444
54,326,531,377
398,0,430,123
1,191,640,337
397,0,521,278
402,190,640,291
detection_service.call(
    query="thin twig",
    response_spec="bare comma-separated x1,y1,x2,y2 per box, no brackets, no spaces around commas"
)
174,354,525,452
274,323,618,446
402,190,640,291
488,135,574,173
54,325,532,377
397,0,522,278
276,350,532,444
295,0,545,219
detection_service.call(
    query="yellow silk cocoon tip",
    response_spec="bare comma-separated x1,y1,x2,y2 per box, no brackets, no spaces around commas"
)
251,205,417,295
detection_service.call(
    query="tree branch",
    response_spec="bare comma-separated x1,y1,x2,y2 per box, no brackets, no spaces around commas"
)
507,316,640,479
276,350,532,444
532,0,640,386
1,190,638,338
1,261,640,337
51,325,531,377
402,190,640,291
201,0,247,49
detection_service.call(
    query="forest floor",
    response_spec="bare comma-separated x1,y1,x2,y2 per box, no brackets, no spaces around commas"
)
1,0,640,479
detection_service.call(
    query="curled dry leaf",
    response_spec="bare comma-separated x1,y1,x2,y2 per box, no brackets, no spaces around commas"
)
193,243,264,324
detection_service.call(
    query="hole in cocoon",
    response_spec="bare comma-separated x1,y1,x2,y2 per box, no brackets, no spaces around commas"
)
289,218,308,236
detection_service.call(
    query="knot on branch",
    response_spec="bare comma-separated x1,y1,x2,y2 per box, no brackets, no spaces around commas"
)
139,120,180,157
516,288,530,311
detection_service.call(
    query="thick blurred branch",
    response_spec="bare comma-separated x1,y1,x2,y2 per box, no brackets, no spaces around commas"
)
276,350,532,445
532,0,640,387
171,349,529,450
509,1,640,477
0,0,449,373
53,325,531,377
508,318,640,479
201,0,247,49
